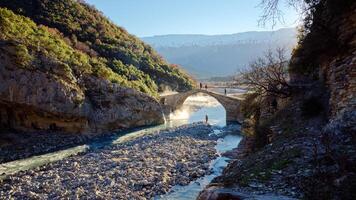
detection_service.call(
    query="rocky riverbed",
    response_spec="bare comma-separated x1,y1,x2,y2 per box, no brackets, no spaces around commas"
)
0,131,98,164
0,123,222,199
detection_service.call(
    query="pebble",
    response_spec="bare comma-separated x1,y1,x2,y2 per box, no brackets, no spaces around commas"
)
0,124,220,199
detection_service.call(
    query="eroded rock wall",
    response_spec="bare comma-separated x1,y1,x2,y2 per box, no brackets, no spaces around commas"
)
198,1,356,199
290,1,356,118
0,45,164,134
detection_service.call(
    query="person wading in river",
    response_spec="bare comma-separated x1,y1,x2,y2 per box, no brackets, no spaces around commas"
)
205,114,209,124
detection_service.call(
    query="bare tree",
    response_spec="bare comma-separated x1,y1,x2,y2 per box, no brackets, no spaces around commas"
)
235,48,291,98
258,0,285,27
258,0,318,28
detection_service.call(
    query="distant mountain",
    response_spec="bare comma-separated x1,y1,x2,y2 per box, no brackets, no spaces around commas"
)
142,28,298,79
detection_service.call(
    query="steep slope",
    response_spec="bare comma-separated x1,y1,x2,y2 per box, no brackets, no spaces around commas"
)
199,0,356,199
143,28,297,78
0,8,164,134
0,0,195,92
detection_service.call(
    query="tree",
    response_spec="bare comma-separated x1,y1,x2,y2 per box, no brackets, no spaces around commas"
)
258,0,320,29
235,48,291,98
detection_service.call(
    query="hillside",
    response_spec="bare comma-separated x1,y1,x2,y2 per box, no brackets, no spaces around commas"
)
0,0,195,93
0,4,171,134
143,28,297,78
199,0,356,199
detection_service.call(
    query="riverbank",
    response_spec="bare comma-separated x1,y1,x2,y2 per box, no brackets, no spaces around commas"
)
198,106,356,200
0,131,102,164
0,123,223,199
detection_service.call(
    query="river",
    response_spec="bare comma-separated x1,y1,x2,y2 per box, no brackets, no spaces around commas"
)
0,92,242,199
157,93,242,199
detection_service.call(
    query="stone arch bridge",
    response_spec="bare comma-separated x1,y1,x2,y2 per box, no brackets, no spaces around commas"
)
160,89,243,124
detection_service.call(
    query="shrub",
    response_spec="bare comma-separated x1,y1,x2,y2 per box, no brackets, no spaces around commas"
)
240,93,260,119
0,0,195,92
14,43,33,67
0,8,160,97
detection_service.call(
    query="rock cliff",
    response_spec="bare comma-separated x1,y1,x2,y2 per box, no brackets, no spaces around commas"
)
290,0,356,118
0,8,165,134
0,43,164,134
199,0,356,199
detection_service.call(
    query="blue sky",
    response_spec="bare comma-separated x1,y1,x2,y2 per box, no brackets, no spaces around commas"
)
85,0,300,37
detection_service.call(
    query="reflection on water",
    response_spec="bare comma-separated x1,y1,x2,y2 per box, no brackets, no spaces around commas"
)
168,93,226,127
157,157,230,200
157,134,242,200
157,94,242,200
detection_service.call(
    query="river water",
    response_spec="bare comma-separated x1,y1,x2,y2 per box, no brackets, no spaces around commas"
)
157,93,242,199
0,92,242,199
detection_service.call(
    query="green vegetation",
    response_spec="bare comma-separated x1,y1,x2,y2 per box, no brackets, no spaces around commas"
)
236,147,302,186
13,43,33,67
240,93,260,119
0,0,195,93
239,93,268,148
0,8,162,96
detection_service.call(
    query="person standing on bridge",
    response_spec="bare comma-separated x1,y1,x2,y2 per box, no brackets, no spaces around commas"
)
205,84,208,90
205,114,209,124
200,82,202,89
224,88,227,95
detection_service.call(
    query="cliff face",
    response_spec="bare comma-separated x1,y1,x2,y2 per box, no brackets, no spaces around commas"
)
0,43,164,134
326,51,355,118
0,59,164,135
199,0,356,199
0,8,164,134
290,0,356,118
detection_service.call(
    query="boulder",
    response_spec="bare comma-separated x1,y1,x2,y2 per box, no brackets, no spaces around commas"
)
198,187,247,200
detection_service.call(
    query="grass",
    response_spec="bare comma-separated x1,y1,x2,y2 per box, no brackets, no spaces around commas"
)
235,146,302,186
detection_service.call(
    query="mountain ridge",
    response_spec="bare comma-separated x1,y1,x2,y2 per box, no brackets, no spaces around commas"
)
143,28,298,79
143,28,297,48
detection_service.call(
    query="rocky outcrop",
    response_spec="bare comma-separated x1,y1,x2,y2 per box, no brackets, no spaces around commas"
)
199,1,356,199
83,76,164,133
290,1,356,118
198,187,246,200
0,43,164,134
325,51,356,117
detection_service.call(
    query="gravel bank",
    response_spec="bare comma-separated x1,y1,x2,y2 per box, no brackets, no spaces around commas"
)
0,123,220,199
0,131,103,164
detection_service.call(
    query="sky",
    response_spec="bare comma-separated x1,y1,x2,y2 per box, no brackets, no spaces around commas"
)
85,0,300,37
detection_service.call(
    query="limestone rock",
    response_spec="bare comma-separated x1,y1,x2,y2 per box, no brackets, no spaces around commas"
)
0,46,164,134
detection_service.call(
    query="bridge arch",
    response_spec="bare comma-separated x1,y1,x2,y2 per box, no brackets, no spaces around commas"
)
160,89,243,124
